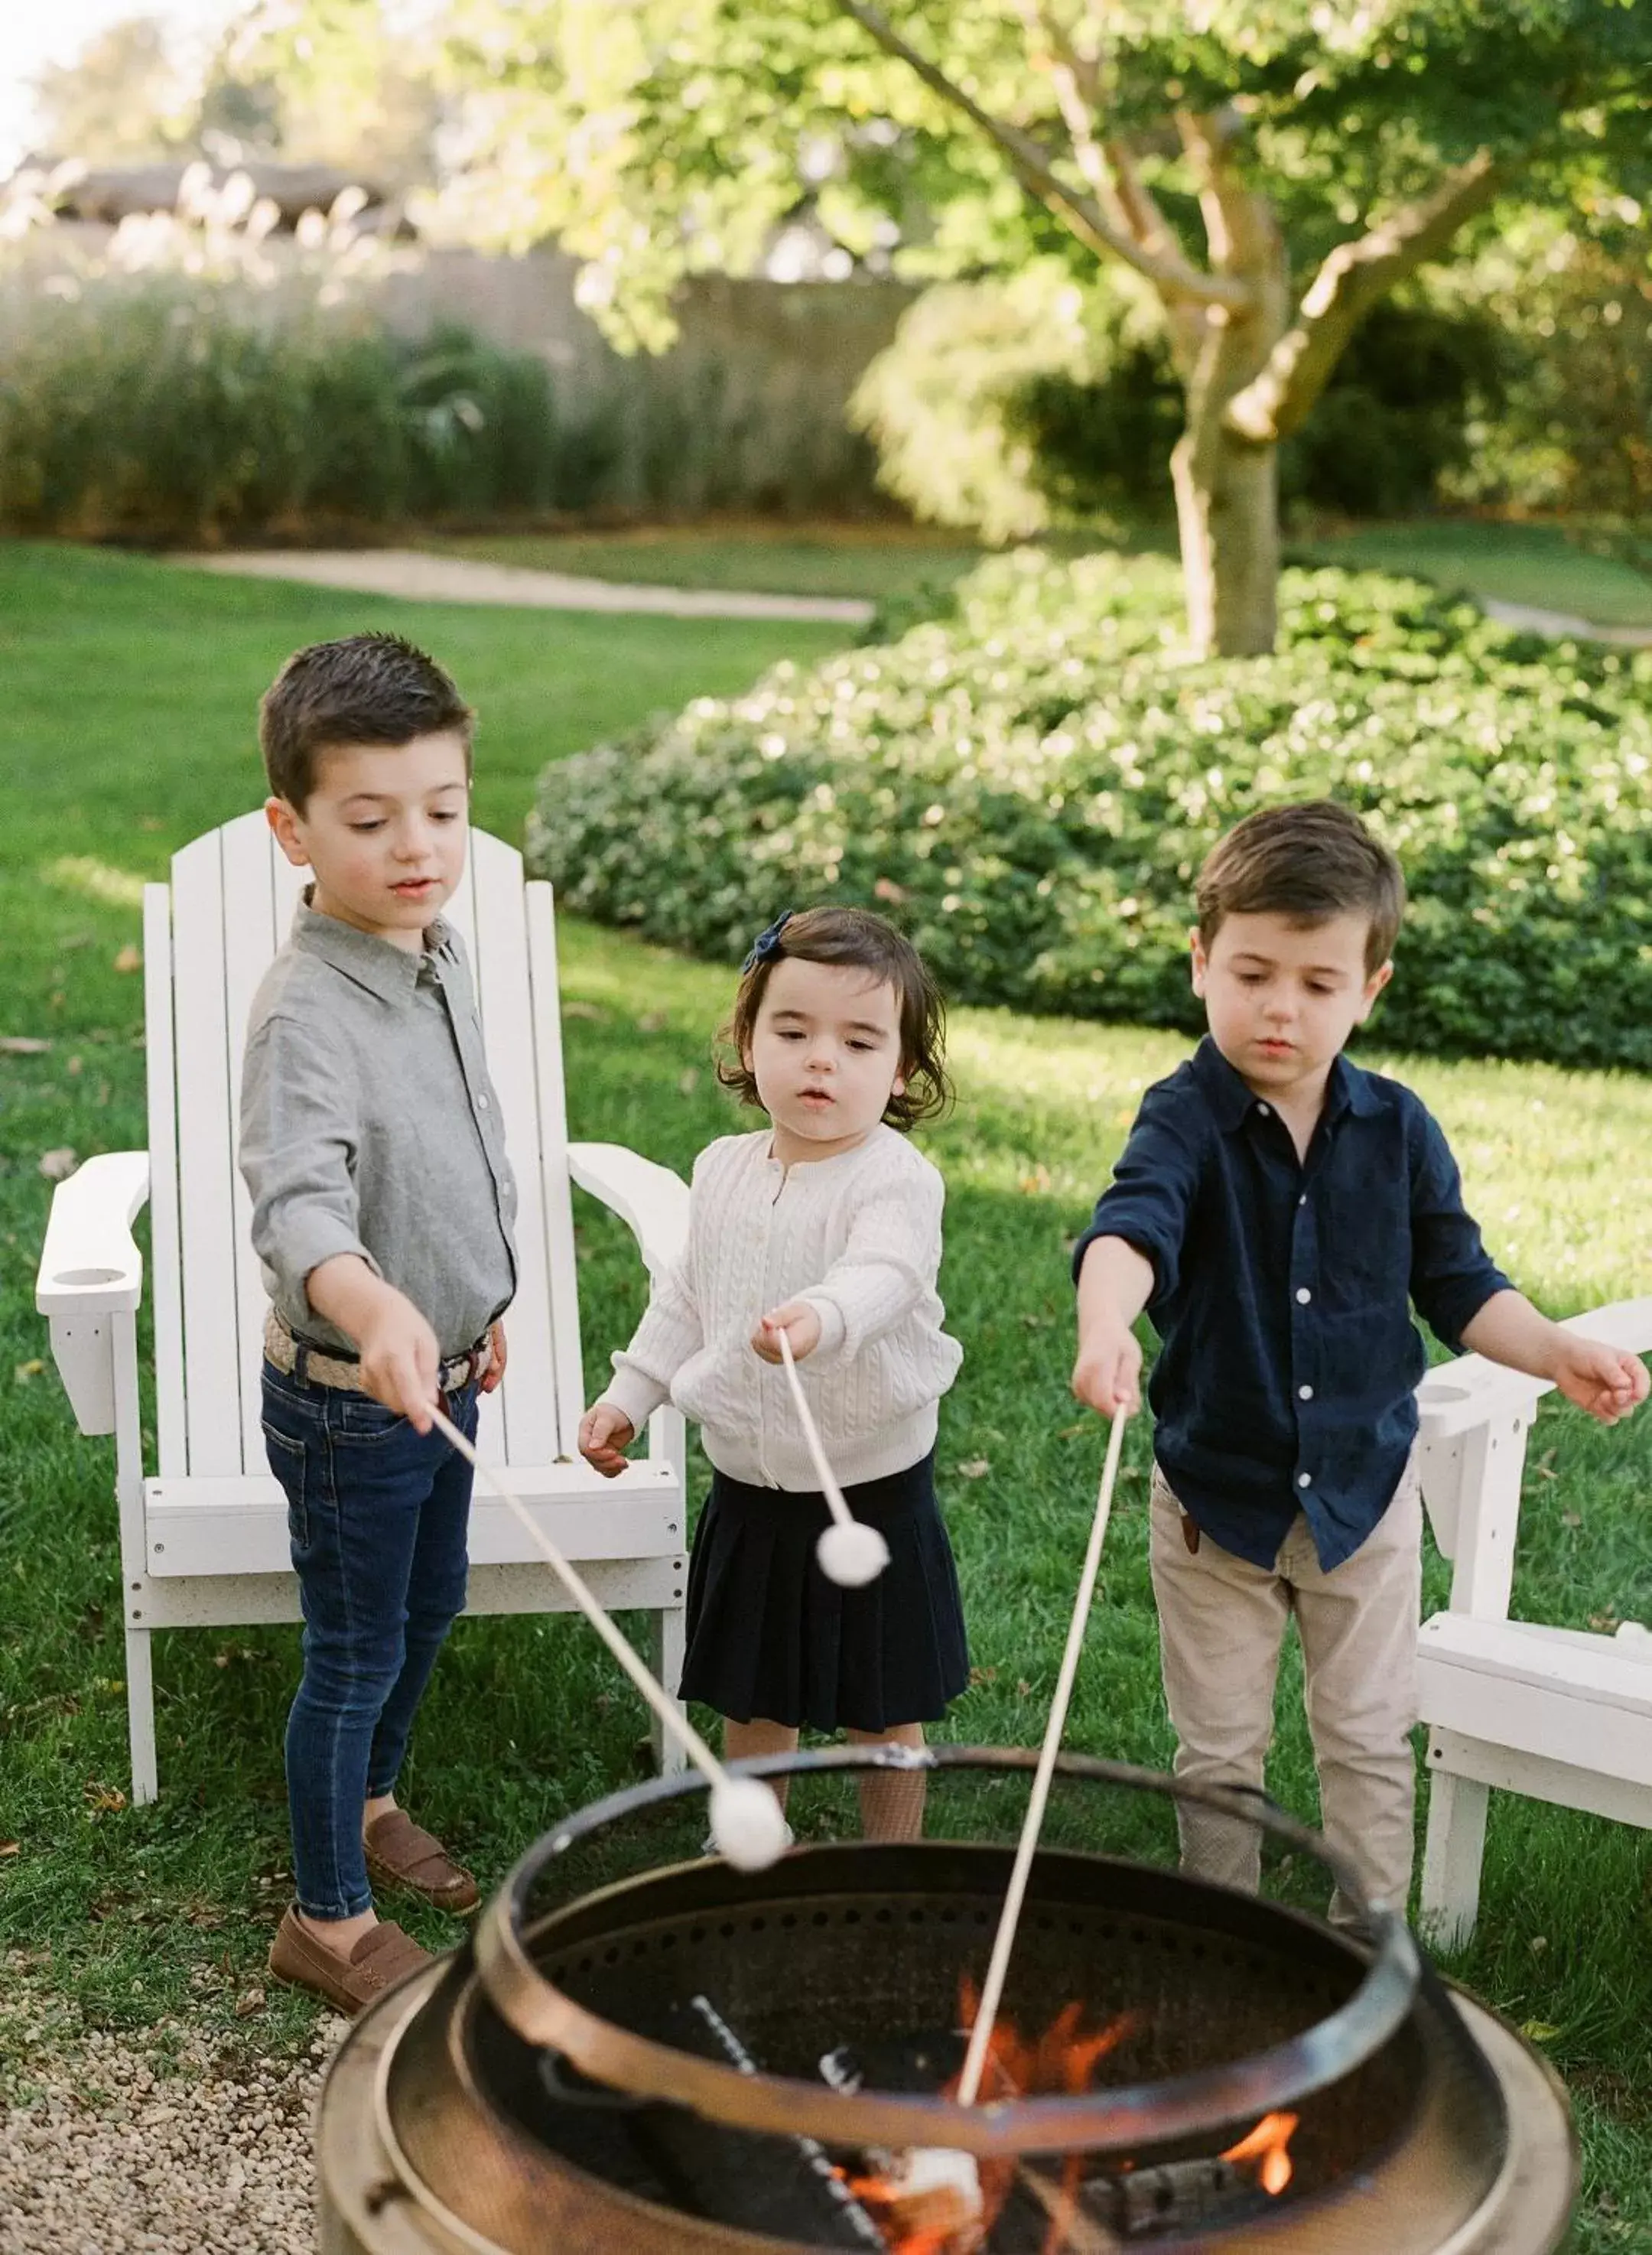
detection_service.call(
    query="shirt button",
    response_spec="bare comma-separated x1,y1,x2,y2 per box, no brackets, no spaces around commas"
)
1296,1286,1312,1304
1298,1194,1308,1208
1298,1472,1312,1489
478,1094,490,1111
1299,1383,1314,1401
1257,1102,1271,1117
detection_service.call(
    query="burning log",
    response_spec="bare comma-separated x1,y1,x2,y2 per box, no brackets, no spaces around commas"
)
629,1994,888,2247
821,2042,987,2250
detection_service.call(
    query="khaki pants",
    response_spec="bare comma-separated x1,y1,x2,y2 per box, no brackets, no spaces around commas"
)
1148,1461,1422,1926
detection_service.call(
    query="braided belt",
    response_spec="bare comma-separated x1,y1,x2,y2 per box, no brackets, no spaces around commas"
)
263,1309,493,1396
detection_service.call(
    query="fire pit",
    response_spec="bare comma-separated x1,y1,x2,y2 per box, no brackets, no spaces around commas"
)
317,1748,1576,2253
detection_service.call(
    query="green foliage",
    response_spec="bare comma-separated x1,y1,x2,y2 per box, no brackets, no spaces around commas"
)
528,549,1652,1071
1436,213,1652,517
0,289,563,542
854,267,1509,535
411,0,1650,353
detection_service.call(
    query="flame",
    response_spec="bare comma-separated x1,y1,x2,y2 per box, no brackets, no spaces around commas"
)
1220,2110,1299,2197
842,1985,1141,2253
838,1993,1299,2253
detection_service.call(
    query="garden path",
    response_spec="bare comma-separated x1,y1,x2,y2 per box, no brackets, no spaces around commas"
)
1480,596,1652,647
180,548,1652,646
177,548,877,625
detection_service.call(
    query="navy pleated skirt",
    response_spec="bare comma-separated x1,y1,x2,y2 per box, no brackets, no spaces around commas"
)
678,1448,971,1733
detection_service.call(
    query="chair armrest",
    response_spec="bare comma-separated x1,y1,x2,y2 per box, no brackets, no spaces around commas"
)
36,1151,150,1316
567,1143,690,1278
1417,1293,1652,1441
34,1151,151,1437
1416,1355,1541,1443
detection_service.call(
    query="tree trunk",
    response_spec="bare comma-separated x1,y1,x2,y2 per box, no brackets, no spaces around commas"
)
1163,121,1290,657
1170,421,1280,658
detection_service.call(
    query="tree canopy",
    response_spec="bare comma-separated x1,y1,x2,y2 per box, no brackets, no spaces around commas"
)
423,0,1649,354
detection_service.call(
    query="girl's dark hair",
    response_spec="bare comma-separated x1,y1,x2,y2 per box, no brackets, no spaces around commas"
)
717,906,952,1132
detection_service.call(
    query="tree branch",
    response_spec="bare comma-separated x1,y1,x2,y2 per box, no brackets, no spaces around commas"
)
1224,149,1504,443
1023,4,1204,281
834,0,1253,309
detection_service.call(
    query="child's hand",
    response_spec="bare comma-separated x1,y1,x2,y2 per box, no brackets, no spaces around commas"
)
356,1293,442,1432
753,1302,823,1364
480,1319,508,1395
578,1404,636,1477
1072,1329,1143,1417
1550,1336,1650,1426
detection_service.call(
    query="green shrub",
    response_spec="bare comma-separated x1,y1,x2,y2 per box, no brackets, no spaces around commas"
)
528,551,1652,1072
851,264,1509,536
0,280,561,542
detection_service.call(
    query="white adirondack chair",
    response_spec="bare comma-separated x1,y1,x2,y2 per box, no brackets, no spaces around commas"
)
1414,1298,1652,1945
35,812,690,1807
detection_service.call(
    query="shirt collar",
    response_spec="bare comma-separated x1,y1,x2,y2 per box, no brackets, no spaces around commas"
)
1189,1036,1382,1129
290,890,452,1004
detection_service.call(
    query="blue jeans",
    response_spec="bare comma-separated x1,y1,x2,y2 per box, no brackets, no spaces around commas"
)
261,1361,479,1920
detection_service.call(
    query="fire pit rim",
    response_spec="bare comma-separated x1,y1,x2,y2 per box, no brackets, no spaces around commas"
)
471,1746,1424,2160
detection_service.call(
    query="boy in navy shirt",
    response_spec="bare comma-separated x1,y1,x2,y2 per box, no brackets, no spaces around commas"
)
1072,801,1645,1922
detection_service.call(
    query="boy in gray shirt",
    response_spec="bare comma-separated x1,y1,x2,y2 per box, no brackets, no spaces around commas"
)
239,632,516,2013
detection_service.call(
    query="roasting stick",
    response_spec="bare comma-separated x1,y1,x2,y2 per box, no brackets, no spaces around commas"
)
957,1410,1131,2108
776,1329,891,1586
427,1403,789,1869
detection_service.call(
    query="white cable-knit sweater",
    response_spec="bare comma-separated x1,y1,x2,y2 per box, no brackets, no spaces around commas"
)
599,1124,963,1490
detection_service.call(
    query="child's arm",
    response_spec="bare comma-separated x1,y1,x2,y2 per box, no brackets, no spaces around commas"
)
1068,1087,1203,1419
307,1256,443,1431
578,1240,704,1476
1459,1292,1648,1424
242,1014,443,1430
1410,1105,1648,1425
1071,1238,1156,1415
752,1170,941,1366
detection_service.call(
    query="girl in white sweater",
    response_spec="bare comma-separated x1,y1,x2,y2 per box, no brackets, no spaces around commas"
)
578,906,969,1840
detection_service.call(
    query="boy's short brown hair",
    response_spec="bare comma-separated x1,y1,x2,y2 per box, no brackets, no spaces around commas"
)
259,633,474,809
1196,801,1405,973
717,905,952,1132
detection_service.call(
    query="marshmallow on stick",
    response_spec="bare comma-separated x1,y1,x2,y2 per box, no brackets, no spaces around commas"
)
427,1403,788,1871
774,1328,891,1589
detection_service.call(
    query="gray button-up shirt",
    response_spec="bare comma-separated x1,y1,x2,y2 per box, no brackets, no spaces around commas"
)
239,896,518,1359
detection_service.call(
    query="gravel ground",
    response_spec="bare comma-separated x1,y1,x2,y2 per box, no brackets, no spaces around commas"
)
0,1977,346,2255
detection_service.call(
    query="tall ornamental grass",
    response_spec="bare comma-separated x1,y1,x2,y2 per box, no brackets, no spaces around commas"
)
0,165,564,542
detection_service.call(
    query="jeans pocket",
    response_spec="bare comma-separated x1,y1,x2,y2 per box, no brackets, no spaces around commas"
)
263,1422,310,1551
335,1394,411,1444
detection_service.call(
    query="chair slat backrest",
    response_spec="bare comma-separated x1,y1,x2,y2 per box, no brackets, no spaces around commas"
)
147,812,580,1478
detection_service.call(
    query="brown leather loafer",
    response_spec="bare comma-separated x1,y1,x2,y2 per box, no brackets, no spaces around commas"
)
363,1808,480,1914
268,1908,433,2016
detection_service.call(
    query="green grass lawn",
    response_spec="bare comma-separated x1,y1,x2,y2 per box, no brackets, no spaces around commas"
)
1296,518,1652,631
425,513,1652,634
4,542,1652,2249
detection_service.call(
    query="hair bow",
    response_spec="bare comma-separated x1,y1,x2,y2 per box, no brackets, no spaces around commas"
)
741,909,795,975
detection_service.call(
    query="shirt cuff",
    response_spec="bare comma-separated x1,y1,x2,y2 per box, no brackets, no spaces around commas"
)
796,1292,848,1359
1426,1270,1515,1356
600,1365,670,1435
281,1224,382,1311
1071,1216,1170,1295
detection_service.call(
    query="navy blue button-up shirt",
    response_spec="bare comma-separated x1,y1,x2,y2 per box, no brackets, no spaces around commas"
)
1073,1037,1511,1571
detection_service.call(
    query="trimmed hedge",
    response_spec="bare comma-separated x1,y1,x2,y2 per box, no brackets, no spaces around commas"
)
527,552,1652,1071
